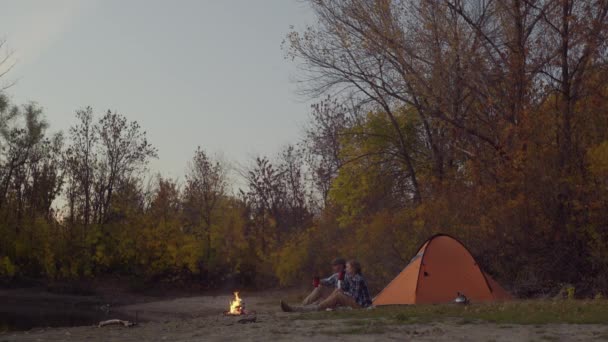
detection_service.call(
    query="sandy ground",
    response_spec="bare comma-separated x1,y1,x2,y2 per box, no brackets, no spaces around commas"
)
2,291,608,341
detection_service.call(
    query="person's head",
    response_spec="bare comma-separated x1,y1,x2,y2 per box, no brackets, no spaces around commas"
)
346,260,362,276
331,257,346,273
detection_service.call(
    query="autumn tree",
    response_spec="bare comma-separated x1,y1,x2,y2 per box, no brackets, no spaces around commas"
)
183,147,227,266
287,0,608,294
0,103,58,220
96,110,157,224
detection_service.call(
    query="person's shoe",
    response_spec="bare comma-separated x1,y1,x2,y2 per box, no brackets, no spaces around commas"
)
280,300,293,312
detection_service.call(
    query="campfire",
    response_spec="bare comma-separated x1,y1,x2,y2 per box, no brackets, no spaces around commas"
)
227,291,245,315
222,292,257,323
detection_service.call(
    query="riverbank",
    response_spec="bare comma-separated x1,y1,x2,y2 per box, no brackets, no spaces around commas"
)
2,289,608,341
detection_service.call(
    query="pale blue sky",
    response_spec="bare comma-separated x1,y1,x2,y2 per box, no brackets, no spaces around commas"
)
2,0,314,179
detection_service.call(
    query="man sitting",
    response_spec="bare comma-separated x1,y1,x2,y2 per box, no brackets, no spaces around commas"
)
281,259,372,312
301,257,346,305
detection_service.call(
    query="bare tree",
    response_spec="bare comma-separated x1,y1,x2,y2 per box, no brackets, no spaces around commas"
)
288,0,607,195
303,96,350,207
65,107,97,228
278,145,312,228
96,110,157,224
0,38,16,91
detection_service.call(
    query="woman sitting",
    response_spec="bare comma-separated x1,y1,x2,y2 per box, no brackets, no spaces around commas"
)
281,259,372,312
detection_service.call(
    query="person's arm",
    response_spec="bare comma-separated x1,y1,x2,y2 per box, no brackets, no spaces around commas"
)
344,276,372,307
320,273,337,287
359,277,372,307
343,276,360,299
340,277,351,292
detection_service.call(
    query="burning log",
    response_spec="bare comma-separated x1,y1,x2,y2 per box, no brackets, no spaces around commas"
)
221,292,257,324
227,291,245,315
225,291,256,315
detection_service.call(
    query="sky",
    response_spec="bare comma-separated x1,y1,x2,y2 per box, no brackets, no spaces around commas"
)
1,0,315,180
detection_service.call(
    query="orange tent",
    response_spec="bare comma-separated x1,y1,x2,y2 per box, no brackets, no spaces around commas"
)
373,234,512,305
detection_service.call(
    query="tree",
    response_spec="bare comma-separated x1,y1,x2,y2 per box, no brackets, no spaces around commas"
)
183,147,227,263
0,103,49,214
96,110,157,224
288,0,608,294
65,107,97,228
0,38,16,91
303,96,351,208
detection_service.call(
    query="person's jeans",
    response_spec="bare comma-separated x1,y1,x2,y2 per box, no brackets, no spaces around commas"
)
302,286,334,305
318,289,361,310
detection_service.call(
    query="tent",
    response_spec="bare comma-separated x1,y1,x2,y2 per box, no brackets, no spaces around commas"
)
373,234,512,305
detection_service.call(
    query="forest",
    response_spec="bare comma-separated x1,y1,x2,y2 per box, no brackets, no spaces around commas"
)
1,0,608,298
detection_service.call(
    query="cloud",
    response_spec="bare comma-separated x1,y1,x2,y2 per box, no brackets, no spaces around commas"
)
1,0,97,72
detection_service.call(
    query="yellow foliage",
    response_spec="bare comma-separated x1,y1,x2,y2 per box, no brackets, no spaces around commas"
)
0,256,16,277
274,232,311,286
588,141,608,178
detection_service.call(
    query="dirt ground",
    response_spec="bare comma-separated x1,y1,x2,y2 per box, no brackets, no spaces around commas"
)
2,290,608,341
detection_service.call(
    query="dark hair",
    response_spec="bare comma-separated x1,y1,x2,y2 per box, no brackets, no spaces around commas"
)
331,258,346,267
347,260,362,274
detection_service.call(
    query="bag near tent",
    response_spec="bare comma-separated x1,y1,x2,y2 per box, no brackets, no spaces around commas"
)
373,234,512,305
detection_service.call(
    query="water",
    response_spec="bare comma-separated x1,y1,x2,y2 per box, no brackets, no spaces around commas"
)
0,287,146,332
0,295,141,332
0,309,109,332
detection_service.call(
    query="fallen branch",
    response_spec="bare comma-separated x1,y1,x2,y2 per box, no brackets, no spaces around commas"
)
98,319,136,328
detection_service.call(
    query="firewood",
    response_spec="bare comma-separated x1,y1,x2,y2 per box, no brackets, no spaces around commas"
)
98,319,136,328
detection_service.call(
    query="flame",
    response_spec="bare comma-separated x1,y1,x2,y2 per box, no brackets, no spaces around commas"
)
229,291,242,315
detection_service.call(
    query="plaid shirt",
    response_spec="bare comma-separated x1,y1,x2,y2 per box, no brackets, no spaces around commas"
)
343,273,372,307
320,272,340,288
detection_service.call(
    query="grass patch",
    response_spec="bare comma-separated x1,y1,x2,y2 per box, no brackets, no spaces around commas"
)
344,319,368,326
332,326,386,335
324,320,388,335
455,317,477,325
299,300,608,325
